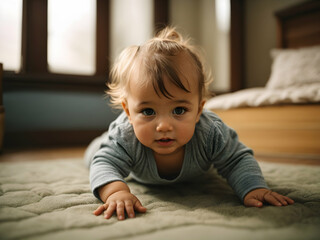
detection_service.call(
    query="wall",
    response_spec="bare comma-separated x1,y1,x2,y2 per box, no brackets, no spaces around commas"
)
4,90,119,132
169,0,230,92
110,0,153,62
166,0,308,90
244,0,305,88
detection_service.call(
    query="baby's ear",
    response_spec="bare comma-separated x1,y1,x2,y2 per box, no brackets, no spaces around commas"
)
196,100,206,122
121,101,132,122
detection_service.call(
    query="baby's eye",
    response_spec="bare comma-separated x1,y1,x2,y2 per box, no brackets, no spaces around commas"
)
141,108,155,116
173,107,186,115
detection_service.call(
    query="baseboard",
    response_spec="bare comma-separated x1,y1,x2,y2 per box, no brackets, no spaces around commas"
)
3,129,106,149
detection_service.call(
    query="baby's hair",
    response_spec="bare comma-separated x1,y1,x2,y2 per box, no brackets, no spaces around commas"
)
107,26,213,109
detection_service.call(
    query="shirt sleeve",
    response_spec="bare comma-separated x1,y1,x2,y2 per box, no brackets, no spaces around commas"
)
89,125,133,201
207,117,269,201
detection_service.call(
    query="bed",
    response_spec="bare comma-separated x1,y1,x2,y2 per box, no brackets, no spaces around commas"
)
0,1,320,240
206,0,320,163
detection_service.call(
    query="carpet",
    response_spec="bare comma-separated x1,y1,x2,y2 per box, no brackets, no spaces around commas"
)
0,159,319,240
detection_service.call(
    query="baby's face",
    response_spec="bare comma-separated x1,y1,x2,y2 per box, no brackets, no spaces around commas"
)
122,67,204,160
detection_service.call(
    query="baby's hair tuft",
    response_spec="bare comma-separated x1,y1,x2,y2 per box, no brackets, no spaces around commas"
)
106,26,213,109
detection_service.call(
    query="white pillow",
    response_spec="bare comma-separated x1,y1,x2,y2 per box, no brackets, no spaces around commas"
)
266,45,320,89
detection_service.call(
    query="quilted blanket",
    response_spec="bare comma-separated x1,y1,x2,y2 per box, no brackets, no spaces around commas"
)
0,159,319,240
205,83,320,110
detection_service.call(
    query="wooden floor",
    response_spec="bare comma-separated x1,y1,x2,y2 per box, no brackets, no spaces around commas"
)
0,146,319,165
0,146,86,162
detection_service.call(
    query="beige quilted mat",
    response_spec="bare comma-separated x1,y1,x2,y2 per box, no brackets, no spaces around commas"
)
0,159,319,240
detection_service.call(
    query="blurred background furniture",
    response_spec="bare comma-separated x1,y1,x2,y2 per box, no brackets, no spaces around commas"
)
0,63,4,151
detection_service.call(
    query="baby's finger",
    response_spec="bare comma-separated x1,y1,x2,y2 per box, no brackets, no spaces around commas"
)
104,202,116,219
264,192,282,206
93,205,106,216
276,194,294,206
244,198,263,208
273,192,290,206
283,195,294,205
116,201,125,220
134,200,147,213
124,200,135,218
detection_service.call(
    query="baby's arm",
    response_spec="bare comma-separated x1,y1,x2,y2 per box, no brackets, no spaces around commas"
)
207,116,295,207
93,181,147,220
244,188,294,207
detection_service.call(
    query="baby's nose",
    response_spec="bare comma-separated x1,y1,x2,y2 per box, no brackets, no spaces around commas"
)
156,119,173,132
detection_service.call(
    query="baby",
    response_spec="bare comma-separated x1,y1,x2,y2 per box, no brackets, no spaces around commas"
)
87,27,294,221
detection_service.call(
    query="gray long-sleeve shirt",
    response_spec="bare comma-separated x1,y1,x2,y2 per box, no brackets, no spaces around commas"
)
90,109,268,202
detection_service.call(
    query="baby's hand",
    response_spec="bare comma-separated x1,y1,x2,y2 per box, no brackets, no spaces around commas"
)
244,188,294,208
93,190,147,220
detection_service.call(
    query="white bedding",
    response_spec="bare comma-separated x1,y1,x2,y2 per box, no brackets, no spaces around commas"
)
205,83,320,110
206,45,320,110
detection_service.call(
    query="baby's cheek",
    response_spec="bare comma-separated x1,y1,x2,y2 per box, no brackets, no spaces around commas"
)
134,126,153,145
177,124,195,144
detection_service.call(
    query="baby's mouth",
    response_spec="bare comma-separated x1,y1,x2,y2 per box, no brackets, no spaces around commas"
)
156,138,174,146
158,138,172,142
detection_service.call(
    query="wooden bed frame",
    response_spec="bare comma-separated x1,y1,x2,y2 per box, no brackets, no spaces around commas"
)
213,1,320,163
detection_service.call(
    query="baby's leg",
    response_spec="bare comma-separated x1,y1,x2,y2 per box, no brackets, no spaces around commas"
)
84,131,108,168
